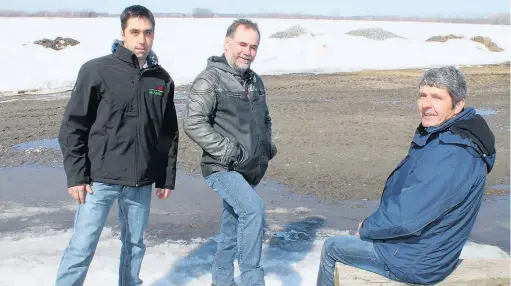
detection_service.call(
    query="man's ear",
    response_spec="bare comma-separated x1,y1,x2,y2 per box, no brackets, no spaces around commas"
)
454,98,465,114
224,37,230,52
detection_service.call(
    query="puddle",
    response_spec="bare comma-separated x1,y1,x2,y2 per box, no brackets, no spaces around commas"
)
174,93,186,100
13,138,60,151
475,108,498,116
0,165,508,253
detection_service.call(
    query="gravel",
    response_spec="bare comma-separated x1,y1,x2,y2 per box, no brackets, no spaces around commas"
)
345,28,406,40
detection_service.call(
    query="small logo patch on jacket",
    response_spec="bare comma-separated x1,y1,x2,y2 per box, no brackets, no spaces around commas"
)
149,85,164,96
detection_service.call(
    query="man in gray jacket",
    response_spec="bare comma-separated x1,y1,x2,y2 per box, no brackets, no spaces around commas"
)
183,19,276,286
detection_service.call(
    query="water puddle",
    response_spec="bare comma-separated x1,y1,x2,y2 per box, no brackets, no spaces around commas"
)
475,108,498,116
13,138,60,151
0,164,508,253
4,136,510,252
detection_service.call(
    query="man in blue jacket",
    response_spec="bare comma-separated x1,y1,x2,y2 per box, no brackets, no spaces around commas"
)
316,66,496,285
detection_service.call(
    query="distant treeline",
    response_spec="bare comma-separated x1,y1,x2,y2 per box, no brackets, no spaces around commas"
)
0,9,509,25
0,10,110,18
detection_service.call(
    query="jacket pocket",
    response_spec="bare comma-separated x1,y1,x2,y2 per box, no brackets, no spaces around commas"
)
222,137,242,168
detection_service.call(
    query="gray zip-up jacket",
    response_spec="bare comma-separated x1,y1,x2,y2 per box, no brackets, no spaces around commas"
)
183,55,277,186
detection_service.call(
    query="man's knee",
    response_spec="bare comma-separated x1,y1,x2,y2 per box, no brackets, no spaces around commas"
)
243,195,264,218
322,237,337,256
219,172,265,218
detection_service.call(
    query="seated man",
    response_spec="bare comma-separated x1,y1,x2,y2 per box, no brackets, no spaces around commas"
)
317,66,496,285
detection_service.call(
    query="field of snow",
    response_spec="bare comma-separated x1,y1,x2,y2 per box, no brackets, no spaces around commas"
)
0,17,509,94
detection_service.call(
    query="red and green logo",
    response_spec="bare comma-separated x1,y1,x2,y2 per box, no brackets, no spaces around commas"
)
149,85,164,96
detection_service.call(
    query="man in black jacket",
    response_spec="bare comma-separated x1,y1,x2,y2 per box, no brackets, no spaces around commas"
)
55,5,178,286
184,19,276,286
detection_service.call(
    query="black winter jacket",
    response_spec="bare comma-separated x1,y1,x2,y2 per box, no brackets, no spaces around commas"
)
58,42,179,189
183,55,276,186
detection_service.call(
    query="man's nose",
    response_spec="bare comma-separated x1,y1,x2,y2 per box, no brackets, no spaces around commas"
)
137,33,146,44
241,46,251,55
422,97,433,109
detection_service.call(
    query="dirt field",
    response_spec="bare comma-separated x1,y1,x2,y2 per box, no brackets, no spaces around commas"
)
0,64,509,200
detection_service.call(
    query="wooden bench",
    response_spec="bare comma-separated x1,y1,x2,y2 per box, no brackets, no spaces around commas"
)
334,259,510,285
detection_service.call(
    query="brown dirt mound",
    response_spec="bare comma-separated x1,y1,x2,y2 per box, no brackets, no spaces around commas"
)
471,36,504,52
34,37,80,50
426,34,464,42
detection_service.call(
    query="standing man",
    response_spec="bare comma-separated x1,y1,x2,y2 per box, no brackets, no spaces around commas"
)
56,5,178,286
183,19,277,286
316,66,496,285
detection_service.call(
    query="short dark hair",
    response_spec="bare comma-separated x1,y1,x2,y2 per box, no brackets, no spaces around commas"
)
120,5,155,31
225,18,260,38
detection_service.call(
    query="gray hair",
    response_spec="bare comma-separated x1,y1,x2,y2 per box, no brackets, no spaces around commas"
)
225,18,260,39
419,66,467,106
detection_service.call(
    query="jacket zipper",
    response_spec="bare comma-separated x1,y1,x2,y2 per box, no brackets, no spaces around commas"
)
136,73,142,186
245,79,262,173
130,79,138,186
134,65,159,186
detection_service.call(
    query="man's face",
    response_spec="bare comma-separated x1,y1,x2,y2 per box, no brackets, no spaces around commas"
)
122,16,154,62
224,25,259,73
417,85,464,127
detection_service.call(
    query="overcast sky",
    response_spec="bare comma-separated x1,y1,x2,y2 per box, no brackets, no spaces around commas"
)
2,0,510,17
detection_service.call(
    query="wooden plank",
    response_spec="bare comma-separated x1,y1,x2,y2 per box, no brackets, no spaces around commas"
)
334,259,510,285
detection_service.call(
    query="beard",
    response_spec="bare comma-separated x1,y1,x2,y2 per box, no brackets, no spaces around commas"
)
227,55,251,74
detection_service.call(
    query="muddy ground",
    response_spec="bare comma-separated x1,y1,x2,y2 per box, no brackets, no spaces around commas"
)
0,64,509,200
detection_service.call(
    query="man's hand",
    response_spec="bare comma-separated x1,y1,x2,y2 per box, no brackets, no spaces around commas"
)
156,188,172,200
68,184,93,204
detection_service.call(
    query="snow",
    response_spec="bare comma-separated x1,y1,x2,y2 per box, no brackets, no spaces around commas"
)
0,227,507,286
0,17,509,94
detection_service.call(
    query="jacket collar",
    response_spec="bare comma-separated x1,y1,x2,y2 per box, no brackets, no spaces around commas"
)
207,54,254,81
412,107,476,146
110,39,159,68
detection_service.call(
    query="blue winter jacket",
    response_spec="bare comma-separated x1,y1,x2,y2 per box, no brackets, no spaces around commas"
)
359,107,496,285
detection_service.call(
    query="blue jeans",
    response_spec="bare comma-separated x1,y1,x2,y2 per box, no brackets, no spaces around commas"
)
317,235,402,286
205,171,265,286
56,182,152,286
